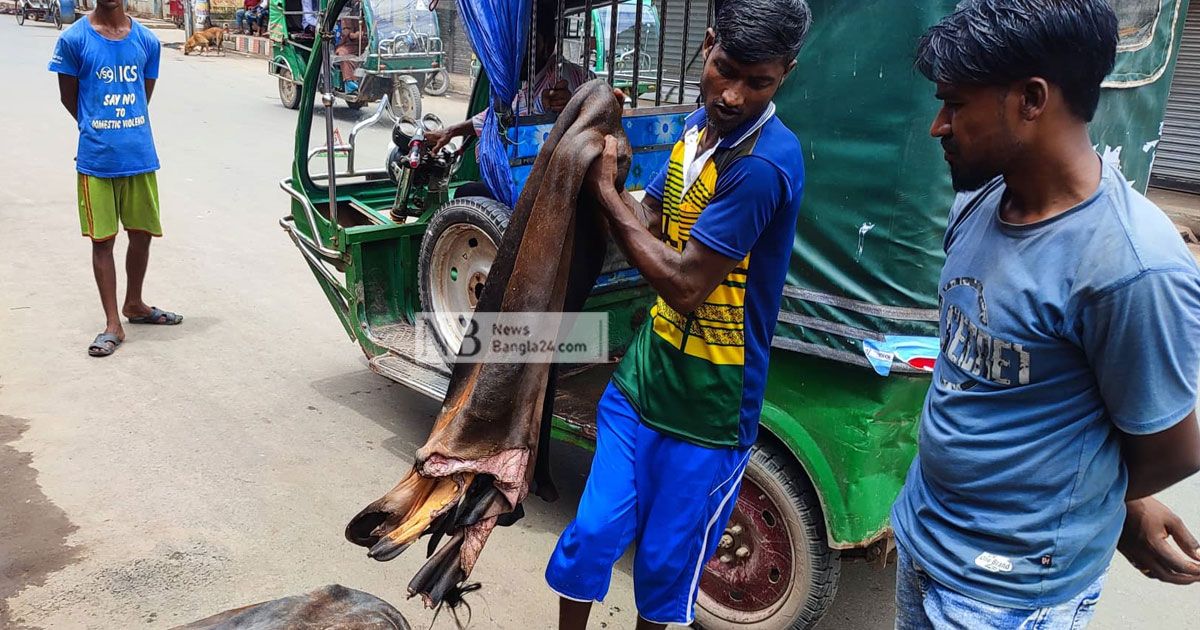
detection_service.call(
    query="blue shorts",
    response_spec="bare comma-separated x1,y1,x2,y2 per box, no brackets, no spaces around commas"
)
546,383,750,625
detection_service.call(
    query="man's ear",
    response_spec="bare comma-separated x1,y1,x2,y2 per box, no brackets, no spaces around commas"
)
702,27,716,59
1019,78,1049,121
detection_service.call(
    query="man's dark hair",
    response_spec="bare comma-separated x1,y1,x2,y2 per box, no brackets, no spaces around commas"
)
714,0,813,64
916,0,1118,122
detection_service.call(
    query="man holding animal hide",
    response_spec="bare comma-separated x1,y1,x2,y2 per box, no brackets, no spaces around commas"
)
50,0,183,358
545,0,812,628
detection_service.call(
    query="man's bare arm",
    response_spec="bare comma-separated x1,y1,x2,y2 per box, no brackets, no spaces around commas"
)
1123,410,1200,501
589,137,737,314
57,74,79,121
145,78,156,103
613,191,663,239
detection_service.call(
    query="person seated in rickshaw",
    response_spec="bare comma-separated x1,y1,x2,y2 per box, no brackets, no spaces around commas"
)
235,0,267,35
301,0,318,33
426,3,594,198
336,3,366,93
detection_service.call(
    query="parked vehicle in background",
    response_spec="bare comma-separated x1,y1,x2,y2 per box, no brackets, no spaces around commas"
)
14,0,75,29
268,0,444,118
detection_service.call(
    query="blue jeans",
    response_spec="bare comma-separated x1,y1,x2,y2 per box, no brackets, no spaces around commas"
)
235,8,266,32
895,544,1105,630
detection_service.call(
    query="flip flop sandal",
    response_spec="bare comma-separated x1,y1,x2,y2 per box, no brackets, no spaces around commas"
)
128,306,183,325
88,332,122,357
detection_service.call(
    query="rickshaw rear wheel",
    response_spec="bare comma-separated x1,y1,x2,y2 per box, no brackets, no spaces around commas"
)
391,78,422,120
417,197,512,359
423,70,449,97
694,440,841,630
278,68,301,110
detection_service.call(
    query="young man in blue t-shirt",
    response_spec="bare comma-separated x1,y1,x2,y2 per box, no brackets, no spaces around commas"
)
545,1,812,628
50,0,183,357
892,1,1200,627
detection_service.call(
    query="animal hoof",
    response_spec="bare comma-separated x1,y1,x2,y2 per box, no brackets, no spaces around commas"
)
345,509,389,547
369,538,411,562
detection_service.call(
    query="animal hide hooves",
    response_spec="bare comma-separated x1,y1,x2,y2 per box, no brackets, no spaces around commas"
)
346,78,631,609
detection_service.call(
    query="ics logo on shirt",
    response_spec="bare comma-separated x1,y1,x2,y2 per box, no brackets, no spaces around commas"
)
95,65,139,84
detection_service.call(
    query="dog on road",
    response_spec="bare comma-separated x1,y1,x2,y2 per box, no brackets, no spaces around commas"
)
183,32,210,55
200,26,228,55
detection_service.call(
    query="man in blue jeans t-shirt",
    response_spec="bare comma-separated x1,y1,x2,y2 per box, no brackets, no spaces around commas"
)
891,1,1200,628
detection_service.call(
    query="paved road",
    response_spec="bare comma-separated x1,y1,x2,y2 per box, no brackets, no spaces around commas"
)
1,17,1198,630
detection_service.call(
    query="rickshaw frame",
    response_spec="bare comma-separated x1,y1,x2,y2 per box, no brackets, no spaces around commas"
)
268,0,447,117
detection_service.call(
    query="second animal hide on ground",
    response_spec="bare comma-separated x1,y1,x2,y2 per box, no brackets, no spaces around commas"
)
174,585,410,630
345,79,632,608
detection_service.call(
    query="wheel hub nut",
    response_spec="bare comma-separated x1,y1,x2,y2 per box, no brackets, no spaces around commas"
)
719,554,733,564
718,534,734,549
735,546,751,559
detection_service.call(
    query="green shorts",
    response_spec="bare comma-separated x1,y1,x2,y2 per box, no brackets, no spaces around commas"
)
77,172,162,241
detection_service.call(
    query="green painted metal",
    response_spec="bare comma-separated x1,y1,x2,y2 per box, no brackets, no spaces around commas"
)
757,352,927,547
282,0,1192,549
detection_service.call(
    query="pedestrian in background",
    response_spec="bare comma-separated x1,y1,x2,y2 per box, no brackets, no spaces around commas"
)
50,0,183,357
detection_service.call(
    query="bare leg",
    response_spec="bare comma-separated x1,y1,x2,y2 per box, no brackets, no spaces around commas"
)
92,238,124,339
122,231,153,319
558,598,592,630
635,618,667,630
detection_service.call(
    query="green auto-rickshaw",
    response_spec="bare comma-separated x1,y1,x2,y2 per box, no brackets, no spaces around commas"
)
279,0,1191,627
269,0,448,118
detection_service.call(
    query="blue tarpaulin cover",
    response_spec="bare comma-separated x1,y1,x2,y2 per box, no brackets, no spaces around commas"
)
456,0,532,207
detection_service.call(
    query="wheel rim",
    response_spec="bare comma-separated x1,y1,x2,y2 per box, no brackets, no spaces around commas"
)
392,82,416,118
428,223,498,352
427,70,448,93
53,6,60,27
279,73,297,106
698,475,800,624
16,7,24,23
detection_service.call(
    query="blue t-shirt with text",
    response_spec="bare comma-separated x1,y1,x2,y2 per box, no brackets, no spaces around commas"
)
892,162,1200,609
49,17,161,178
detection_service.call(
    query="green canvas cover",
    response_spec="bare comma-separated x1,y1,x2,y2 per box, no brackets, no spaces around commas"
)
269,0,286,42
772,0,1191,372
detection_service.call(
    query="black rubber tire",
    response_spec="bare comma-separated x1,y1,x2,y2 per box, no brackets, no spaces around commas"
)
277,67,301,110
694,440,841,630
423,69,449,97
417,197,513,357
391,78,422,120
347,100,368,110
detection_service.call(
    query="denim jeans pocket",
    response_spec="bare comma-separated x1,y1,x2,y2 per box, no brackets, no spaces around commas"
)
1068,594,1101,630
